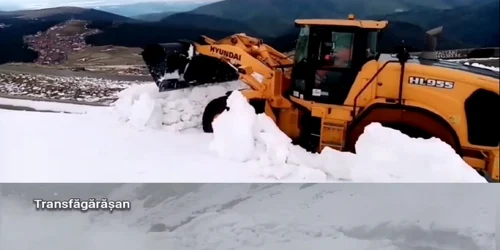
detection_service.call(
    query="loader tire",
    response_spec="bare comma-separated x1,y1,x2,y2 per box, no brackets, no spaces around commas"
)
202,96,228,133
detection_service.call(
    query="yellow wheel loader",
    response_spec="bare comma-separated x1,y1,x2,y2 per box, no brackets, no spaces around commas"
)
141,15,500,181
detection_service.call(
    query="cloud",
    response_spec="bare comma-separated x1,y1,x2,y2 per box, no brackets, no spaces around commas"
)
2,0,219,10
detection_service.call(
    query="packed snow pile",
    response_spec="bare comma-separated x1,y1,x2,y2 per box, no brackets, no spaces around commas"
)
209,91,486,183
464,62,499,72
112,81,245,131
448,57,499,62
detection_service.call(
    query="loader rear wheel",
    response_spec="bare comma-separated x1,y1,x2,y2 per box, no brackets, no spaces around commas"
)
202,96,228,133
345,105,461,155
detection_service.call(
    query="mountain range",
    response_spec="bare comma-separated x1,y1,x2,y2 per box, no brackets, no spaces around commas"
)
0,0,498,64
96,2,217,19
0,6,132,21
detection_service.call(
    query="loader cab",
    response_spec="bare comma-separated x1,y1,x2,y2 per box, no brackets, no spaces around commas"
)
290,16,387,104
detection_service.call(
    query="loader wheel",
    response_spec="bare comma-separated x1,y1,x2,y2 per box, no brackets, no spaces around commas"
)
345,105,461,155
202,96,228,133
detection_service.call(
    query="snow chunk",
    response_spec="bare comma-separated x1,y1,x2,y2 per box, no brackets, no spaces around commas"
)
128,92,163,129
209,92,486,183
209,91,257,162
209,91,297,167
255,114,293,165
112,81,246,131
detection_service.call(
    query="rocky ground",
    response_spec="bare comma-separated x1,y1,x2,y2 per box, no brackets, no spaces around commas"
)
0,72,148,104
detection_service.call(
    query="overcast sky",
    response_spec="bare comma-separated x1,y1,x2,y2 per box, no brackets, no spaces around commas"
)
0,0,216,10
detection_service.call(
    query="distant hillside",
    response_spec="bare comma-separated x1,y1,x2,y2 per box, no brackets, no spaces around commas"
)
189,0,481,36
1,0,498,65
380,21,465,51
159,13,258,35
191,0,341,36
84,22,229,47
82,18,293,52
133,12,176,22
95,2,213,18
376,0,500,47
0,7,131,64
0,7,132,21
84,13,260,49
270,20,466,53
181,0,496,49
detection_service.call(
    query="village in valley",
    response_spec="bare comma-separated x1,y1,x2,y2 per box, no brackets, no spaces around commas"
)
23,20,100,65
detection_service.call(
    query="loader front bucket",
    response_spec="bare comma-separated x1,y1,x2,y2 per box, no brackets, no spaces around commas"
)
141,41,240,92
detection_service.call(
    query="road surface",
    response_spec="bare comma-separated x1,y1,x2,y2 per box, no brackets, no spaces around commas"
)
0,93,108,113
0,103,73,113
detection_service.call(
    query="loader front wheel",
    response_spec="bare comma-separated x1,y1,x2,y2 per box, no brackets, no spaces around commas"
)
202,96,228,133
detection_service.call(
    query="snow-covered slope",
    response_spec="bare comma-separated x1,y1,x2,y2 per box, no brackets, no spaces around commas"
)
1,183,497,250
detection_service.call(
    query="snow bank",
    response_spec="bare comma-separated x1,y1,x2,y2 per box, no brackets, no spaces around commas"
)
210,91,486,183
464,62,499,72
448,57,499,62
111,81,245,131
351,124,483,182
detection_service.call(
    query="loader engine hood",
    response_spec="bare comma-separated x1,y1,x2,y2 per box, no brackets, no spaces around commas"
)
414,26,499,80
141,42,240,92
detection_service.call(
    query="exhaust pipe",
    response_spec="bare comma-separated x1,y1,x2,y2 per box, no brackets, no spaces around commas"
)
141,41,240,92
419,26,443,60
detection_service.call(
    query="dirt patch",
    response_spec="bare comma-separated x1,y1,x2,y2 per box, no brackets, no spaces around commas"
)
65,45,144,66
53,20,88,37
